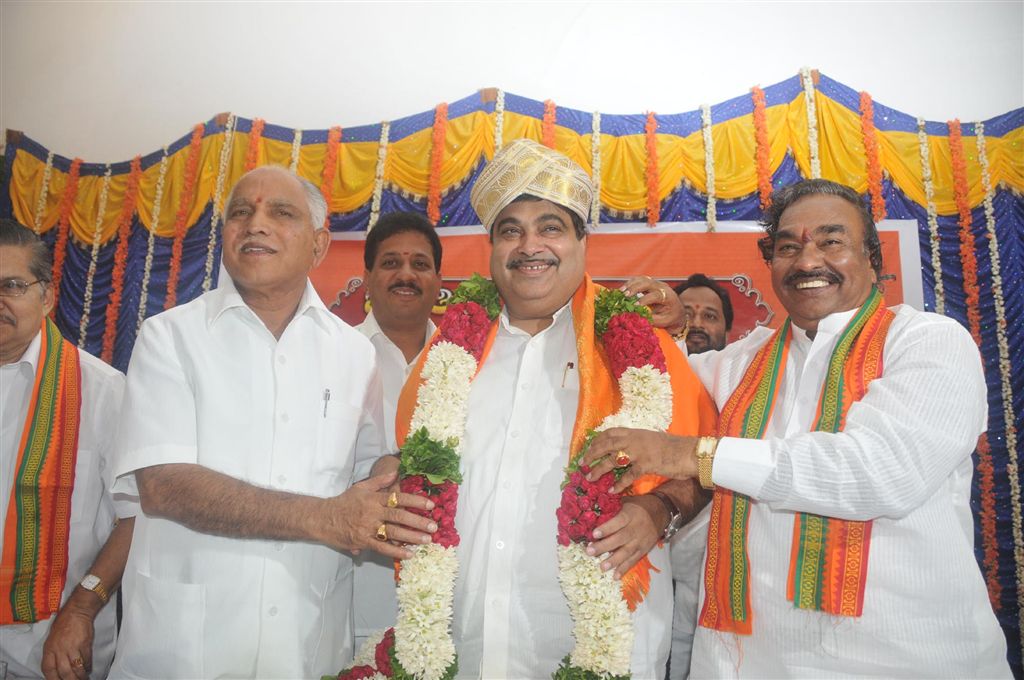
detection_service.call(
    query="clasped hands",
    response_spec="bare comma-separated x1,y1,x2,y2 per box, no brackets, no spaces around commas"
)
582,429,699,493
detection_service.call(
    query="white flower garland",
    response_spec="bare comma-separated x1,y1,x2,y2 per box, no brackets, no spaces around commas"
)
494,89,506,154
800,67,821,179
79,165,112,347
202,114,236,293
976,122,1024,628
558,364,673,676
289,128,303,172
591,111,602,227
369,121,391,230
136,146,170,334
700,104,717,233
393,339,475,679
917,118,945,314
32,151,55,235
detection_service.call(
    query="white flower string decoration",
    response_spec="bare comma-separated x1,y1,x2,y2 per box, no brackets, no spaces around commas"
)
801,67,821,179
368,121,391,230
289,128,303,172
202,114,236,292
32,151,55,235
136,146,170,334
493,89,506,154
701,104,717,233
79,165,112,348
591,111,602,227
917,117,945,314
977,122,1024,627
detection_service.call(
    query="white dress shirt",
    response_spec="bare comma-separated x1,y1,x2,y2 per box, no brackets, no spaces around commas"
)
687,305,1010,679
352,311,435,648
109,277,385,679
455,302,673,679
0,331,126,679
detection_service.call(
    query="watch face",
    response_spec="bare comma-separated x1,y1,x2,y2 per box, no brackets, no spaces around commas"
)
81,574,100,590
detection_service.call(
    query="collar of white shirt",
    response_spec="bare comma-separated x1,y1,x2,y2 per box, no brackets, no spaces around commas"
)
497,298,574,338
789,306,859,349
359,309,437,350
6,328,42,375
205,275,336,336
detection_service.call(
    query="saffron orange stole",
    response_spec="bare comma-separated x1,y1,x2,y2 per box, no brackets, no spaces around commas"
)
1,318,82,624
699,288,894,634
396,275,716,608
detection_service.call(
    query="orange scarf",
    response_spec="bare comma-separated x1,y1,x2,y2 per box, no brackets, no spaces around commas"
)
1,319,82,624
396,275,716,607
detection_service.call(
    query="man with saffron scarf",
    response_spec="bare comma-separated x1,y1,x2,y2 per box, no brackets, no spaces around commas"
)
394,139,716,677
0,219,134,679
584,180,1010,677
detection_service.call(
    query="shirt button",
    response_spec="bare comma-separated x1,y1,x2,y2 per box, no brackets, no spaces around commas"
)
521,383,531,391
277,474,287,485
510,430,519,439
277,355,286,365
495,540,505,550
280,413,290,423
274,542,285,552
268,606,278,616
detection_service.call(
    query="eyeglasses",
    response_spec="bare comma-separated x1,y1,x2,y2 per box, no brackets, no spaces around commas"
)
0,278,46,298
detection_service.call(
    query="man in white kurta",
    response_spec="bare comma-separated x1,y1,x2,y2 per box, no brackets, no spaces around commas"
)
353,211,441,651
1,219,134,679
585,179,1010,678
110,167,436,679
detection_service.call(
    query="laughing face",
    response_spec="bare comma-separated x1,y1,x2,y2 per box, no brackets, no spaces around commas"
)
221,167,329,300
489,198,586,333
769,193,877,336
364,230,442,331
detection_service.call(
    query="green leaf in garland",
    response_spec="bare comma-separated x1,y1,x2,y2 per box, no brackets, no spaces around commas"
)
594,288,653,338
552,655,629,680
450,273,501,320
399,427,464,484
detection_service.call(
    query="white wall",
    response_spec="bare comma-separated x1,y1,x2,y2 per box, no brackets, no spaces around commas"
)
2,1,1021,163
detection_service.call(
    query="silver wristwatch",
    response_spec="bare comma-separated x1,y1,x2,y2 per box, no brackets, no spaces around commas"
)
649,490,684,541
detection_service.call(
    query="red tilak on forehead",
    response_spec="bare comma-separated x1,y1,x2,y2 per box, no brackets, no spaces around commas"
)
800,228,814,244
254,196,263,205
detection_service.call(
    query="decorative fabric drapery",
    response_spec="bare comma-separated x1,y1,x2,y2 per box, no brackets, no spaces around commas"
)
2,69,1021,672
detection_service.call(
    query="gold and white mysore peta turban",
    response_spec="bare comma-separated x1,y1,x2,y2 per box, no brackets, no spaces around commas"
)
470,138,594,229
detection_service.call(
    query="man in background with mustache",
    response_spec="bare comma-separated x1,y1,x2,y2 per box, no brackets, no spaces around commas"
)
352,211,443,652
673,273,732,355
583,178,1008,677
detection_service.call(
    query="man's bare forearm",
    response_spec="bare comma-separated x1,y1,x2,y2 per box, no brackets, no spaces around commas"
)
136,463,325,544
654,477,710,525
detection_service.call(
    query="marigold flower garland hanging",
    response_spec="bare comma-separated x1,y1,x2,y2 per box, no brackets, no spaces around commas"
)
137,147,170,333
101,155,143,363
427,103,448,225
333,274,500,680
32,151,55,234
700,104,717,233
859,92,886,222
493,89,506,154
50,157,83,315
977,122,1024,631
289,129,303,172
800,68,821,179
917,118,945,314
244,117,265,172
553,289,672,680
203,114,236,292
78,165,113,348
590,111,602,227
949,118,1001,607
750,86,772,210
164,123,205,310
543,100,558,149
644,112,660,226
320,126,343,230
369,121,391,230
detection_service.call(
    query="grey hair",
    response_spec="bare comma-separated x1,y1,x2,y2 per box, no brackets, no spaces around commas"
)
223,166,328,231
0,218,52,282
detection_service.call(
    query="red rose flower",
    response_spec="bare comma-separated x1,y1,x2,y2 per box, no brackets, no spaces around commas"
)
339,666,376,680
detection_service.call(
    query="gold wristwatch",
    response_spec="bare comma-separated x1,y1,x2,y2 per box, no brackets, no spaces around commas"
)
695,436,718,490
79,573,109,604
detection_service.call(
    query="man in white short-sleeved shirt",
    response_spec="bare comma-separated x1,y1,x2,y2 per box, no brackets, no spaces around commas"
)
109,167,437,679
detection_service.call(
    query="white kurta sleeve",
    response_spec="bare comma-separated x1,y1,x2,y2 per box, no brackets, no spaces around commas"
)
353,360,387,481
111,317,199,493
713,314,987,521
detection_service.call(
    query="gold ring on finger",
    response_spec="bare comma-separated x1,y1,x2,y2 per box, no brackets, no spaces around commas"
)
376,523,388,541
71,657,85,668
614,450,632,467
386,491,398,508
659,287,667,302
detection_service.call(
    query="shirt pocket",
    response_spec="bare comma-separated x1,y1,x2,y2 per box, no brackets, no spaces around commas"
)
313,402,362,494
115,571,205,678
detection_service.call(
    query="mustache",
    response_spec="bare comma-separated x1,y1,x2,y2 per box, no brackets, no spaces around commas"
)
507,256,559,270
389,281,422,294
784,269,842,287
687,329,709,342
0,313,15,326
